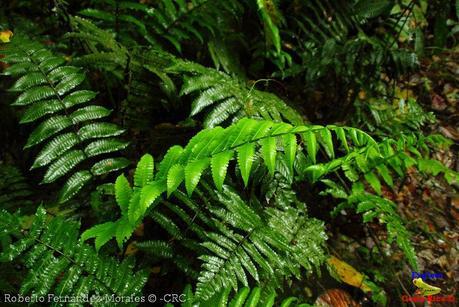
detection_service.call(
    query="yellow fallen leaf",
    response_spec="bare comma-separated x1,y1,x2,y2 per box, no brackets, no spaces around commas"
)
0,30,13,43
327,256,372,293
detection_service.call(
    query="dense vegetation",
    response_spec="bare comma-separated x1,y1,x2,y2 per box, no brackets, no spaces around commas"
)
0,0,457,306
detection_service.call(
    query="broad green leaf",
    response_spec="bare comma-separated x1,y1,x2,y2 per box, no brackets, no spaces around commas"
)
166,164,184,197
211,150,234,192
282,134,297,173
184,158,210,196
134,154,154,187
260,137,276,176
129,182,165,224
91,157,130,176
25,116,72,148
81,221,116,252
59,171,92,203
115,217,135,249
364,172,382,195
42,150,85,183
319,128,335,159
237,142,255,187
303,131,318,164
115,174,131,214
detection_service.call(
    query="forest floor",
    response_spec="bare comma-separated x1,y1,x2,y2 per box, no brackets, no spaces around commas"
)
327,52,458,306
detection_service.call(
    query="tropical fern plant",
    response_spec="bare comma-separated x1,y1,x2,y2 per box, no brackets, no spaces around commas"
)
67,18,303,129
0,207,147,303
76,117,459,300
1,35,130,203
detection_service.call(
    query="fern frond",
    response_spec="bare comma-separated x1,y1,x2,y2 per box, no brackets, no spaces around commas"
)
82,118,458,282
81,118,375,255
0,207,148,302
168,61,304,127
194,186,326,299
1,35,129,203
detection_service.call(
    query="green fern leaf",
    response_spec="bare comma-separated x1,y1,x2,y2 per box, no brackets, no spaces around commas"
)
115,217,135,249
81,221,117,252
19,99,62,123
59,171,92,203
115,174,132,215
12,86,55,106
185,158,210,196
42,150,86,183
25,116,72,148
3,36,129,202
282,134,297,173
211,151,234,192
84,138,129,157
78,122,125,140
237,143,256,187
91,157,130,175
167,164,185,197
134,153,154,188
260,137,277,176
0,208,147,297
31,133,79,169
129,181,165,224
70,105,111,123
304,130,318,164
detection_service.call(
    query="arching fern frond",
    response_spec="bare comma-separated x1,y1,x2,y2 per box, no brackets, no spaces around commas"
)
0,207,148,302
81,118,376,252
167,61,304,127
81,118,458,278
1,35,130,203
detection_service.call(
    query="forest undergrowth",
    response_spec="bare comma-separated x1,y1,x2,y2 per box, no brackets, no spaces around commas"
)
0,0,458,306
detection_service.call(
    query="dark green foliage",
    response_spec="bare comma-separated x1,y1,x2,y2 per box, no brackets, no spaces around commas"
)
0,0,457,306
0,207,147,304
0,164,33,211
168,60,304,127
1,35,129,203
79,0,242,53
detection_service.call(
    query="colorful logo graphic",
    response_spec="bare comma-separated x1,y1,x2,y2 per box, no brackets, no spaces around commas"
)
401,273,455,303
413,278,441,296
